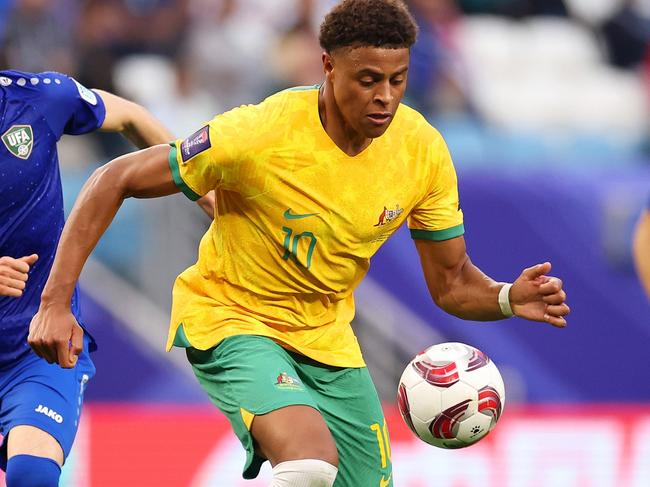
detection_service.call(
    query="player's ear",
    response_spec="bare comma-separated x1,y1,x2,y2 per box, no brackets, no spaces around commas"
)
322,51,334,79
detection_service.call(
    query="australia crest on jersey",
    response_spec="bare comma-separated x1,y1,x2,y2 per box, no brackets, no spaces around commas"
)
2,124,34,160
374,204,404,227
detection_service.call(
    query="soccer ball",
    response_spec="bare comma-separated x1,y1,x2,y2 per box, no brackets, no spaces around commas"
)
397,342,505,449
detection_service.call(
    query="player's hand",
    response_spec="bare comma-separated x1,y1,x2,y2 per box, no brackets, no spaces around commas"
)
509,262,570,327
28,303,84,368
0,254,38,297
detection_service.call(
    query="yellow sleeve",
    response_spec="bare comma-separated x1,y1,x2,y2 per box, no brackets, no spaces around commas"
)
168,103,265,200
408,130,465,241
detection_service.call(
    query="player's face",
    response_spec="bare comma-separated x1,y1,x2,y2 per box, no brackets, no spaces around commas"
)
326,46,410,138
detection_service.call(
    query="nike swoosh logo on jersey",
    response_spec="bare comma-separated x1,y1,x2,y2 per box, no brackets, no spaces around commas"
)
283,208,319,219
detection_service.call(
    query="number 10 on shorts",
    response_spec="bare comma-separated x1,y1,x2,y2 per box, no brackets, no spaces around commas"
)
370,420,391,469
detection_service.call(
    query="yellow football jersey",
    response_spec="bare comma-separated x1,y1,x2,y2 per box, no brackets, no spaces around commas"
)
167,86,464,367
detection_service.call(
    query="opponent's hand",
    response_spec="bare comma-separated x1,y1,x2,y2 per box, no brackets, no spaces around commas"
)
0,254,38,297
28,303,84,368
509,262,570,327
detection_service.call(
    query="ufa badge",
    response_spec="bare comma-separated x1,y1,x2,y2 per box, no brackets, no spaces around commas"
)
2,125,34,160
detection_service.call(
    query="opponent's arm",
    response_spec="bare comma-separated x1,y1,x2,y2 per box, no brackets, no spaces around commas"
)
633,209,650,299
28,144,179,368
95,90,172,149
415,236,569,326
95,90,214,217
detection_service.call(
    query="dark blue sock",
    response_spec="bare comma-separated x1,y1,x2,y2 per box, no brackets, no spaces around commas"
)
6,454,61,487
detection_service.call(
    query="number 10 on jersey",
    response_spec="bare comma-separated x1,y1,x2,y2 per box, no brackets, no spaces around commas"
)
282,226,317,269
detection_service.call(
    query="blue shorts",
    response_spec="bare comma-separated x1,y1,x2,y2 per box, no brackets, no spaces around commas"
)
0,337,95,469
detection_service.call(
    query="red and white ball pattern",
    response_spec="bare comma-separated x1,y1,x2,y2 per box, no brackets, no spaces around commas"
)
397,342,505,449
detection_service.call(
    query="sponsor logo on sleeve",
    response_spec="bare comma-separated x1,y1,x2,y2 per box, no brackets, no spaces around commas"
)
72,78,98,106
2,124,34,159
180,125,211,163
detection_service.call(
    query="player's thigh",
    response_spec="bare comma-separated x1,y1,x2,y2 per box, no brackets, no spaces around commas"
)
0,347,95,468
7,425,63,465
251,404,338,467
186,335,332,479
296,359,393,487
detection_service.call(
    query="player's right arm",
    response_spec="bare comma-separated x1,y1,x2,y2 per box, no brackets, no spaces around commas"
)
30,102,261,367
633,208,650,299
28,144,180,368
95,89,216,218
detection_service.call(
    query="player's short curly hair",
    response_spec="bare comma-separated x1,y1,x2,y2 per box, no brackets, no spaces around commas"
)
319,0,418,52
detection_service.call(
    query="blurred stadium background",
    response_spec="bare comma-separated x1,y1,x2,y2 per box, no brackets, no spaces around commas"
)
2,0,650,485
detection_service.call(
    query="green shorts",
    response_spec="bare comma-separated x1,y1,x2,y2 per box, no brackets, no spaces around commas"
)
186,335,393,487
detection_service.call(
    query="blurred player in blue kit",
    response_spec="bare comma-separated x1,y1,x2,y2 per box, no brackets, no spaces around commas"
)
0,70,212,487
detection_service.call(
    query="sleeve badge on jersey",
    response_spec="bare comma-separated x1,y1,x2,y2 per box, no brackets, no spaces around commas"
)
2,124,34,160
72,78,98,106
180,126,211,163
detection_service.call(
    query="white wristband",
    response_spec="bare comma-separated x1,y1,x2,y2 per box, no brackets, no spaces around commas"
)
498,283,514,318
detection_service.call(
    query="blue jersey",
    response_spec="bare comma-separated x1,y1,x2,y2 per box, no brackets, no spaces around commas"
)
0,71,106,368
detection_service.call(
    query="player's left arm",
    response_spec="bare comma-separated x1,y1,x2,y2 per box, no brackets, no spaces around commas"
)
633,208,650,299
95,89,215,218
414,236,570,327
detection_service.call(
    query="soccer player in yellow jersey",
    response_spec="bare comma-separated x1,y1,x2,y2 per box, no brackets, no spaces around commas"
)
29,1,570,485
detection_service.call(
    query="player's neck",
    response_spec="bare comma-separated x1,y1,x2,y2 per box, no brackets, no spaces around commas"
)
318,84,372,157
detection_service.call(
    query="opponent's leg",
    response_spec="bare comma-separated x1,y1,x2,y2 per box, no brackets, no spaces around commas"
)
6,456,61,487
0,338,95,486
6,425,63,464
5,426,62,486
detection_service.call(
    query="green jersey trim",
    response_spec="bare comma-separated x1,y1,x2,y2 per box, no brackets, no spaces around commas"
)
168,144,201,201
410,224,465,242
283,84,320,92
172,323,192,348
